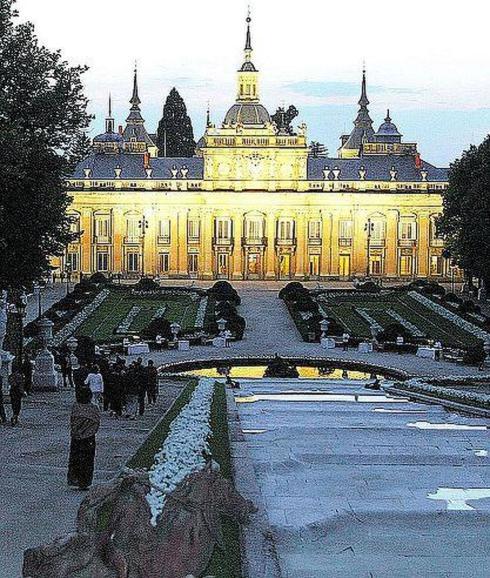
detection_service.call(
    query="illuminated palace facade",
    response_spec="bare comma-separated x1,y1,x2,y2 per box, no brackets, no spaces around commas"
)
64,17,450,282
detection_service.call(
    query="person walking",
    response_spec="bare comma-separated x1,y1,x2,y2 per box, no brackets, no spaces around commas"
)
84,364,104,409
67,387,101,490
0,376,7,424
110,367,124,418
22,353,33,395
9,369,25,426
124,363,139,420
342,332,350,352
145,360,158,405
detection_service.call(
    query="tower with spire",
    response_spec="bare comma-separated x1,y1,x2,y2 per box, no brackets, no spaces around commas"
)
122,65,158,156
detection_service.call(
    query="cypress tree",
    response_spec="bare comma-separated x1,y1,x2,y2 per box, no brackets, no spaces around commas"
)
156,88,196,157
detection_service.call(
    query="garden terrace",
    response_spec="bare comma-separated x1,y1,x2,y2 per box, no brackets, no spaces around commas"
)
285,284,489,349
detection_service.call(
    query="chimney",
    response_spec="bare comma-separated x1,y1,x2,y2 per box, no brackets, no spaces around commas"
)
143,152,150,169
415,152,422,169
118,124,123,135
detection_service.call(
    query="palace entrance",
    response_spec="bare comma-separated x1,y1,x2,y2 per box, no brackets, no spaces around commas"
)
279,253,291,280
216,253,230,279
246,252,263,279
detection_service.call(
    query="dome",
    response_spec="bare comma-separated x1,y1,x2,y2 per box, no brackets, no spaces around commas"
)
224,102,271,125
93,131,124,143
239,61,257,72
375,110,402,143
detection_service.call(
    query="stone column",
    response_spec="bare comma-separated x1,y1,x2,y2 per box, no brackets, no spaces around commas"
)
201,209,214,279
417,212,430,277
112,208,123,274
177,209,188,277
80,209,92,274
169,210,179,276
145,207,157,276
330,212,340,277
232,212,243,280
352,208,367,276
294,211,307,279
265,213,277,280
385,210,399,278
320,210,332,278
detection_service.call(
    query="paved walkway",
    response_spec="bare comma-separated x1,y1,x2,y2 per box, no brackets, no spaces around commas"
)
136,289,490,380
234,378,490,577
0,379,184,578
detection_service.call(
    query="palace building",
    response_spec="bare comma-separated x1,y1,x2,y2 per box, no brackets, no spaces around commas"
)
63,16,451,282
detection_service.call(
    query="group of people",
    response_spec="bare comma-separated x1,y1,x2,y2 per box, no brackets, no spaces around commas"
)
76,356,159,420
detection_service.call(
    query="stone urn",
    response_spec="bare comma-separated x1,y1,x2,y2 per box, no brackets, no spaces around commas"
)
32,318,59,391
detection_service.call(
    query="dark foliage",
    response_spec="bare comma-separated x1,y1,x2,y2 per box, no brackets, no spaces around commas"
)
356,281,380,293
133,277,160,291
0,0,91,291
142,317,172,340
75,335,96,365
156,88,195,157
421,283,446,296
376,322,412,343
442,292,463,305
292,295,319,313
438,135,490,290
264,355,299,378
208,281,241,305
89,272,108,285
279,282,307,300
459,300,477,314
463,343,486,366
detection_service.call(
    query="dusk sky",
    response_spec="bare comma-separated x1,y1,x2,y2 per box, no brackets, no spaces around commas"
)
17,0,490,166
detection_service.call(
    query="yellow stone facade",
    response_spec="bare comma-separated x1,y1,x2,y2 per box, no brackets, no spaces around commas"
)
61,16,452,282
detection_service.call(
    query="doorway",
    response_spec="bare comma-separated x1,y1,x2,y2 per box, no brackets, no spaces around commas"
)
246,252,262,279
279,253,291,279
309,254,320,278
339,254,351,278
217,253,229,279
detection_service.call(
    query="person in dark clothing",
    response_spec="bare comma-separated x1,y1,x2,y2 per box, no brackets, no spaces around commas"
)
110,368,124,418
145,360,158,405
102,366,114,412
124,364,139,419
67,387,100,490
0,377,7,424
22,354,33,395
9,370,25,425
73,362,89,392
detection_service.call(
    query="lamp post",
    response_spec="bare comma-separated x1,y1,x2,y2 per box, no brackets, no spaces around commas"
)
364,218,374,278
138,215,149,278
14,291,28,370
33,283,43,318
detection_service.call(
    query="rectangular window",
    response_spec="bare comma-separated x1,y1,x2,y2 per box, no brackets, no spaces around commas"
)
308,220,321,240
188,219,200,241
246,219,262,240
277,219,294,240
159,252,170,273
66,252,79,272
400,255,413,276
96,251,109,272
95,216,110,240
159,219,171,242
371,221,386,241
216,218,231,240
126,218,140,242
188,253,199,273
339,220,353,239
430,255,443,276
399,221,416,240
127,253,139,272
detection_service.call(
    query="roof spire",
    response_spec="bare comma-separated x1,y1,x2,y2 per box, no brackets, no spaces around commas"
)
385,108,391,122
108,92,112,117
130,62,141,109
245,6,252,52
359,65,369,108
206,101,211,127
105,92,115,133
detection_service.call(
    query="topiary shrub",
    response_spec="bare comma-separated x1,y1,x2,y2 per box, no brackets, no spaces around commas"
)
459,300,476,314
356,281,380,293
325,317,344,336
422,282,445,296
133,277,160,291
215,300,237,318
208,281,241,305
279,282,308,300
463,343,486,366
442,292,463,305
376,322,412,343
89,272,108,285
73,279,97,295
292,295,319,313
141,317,172,340
264,355,299,378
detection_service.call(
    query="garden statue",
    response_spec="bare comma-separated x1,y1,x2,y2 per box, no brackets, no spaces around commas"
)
32,317,58,391
23,465,256,578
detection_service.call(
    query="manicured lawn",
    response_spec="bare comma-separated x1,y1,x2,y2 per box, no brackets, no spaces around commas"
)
75,288,203,343
316,290,481,348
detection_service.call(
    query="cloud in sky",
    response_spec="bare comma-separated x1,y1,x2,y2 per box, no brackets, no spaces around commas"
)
15,0,490,165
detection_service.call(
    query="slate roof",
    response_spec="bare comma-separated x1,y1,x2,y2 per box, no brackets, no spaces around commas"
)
307,156,448,182
72,153,203,180
224,102,271,125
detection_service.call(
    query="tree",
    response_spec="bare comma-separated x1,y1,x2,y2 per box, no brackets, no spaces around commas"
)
309,141,328,158
0,0,91,292
438,135,490,290
156,88,196,157
271,105,298,135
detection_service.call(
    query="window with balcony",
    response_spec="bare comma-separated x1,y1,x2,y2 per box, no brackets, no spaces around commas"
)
339,220,353,245
66,252,79,272
277,219,295,241
126,217,140,243
158,219,171,243
94,214,111,243
399,220,417,241
245,218,263,241
308,220,321,241
187,219,200,242
371,220,386,241
215,218,232,241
